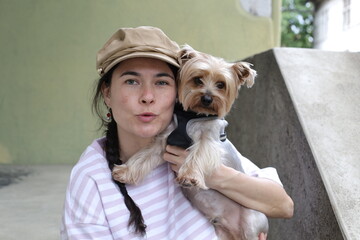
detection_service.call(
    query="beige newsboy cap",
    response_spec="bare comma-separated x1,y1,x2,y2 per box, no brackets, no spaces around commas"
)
96,26,180,75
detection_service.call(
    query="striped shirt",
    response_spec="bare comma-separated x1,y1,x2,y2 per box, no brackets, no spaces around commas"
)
61,138,282,239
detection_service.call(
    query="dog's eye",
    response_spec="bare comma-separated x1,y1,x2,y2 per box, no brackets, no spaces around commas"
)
216,82,225,89
193,77,203,86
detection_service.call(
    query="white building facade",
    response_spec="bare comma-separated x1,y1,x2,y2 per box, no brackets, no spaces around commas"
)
312,0,360,51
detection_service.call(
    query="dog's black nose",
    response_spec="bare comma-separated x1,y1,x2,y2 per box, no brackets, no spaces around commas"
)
201,95,213,106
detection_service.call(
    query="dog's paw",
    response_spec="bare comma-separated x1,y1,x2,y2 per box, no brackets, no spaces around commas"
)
176,175,208,189
112,165,134,184
176,176,199,188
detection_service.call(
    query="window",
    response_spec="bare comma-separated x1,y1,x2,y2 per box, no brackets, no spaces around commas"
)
343,0,351,29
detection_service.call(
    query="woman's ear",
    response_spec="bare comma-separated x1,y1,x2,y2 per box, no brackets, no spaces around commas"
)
101,82,111,107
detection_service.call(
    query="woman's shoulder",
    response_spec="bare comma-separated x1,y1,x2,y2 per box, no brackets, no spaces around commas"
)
70,137,111,182
79,137,106,161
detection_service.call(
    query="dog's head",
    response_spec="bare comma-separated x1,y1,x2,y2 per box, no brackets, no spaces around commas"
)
177,45,256,118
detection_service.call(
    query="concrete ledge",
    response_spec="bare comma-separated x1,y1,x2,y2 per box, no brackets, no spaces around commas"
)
0,165,72,240
227,48,359,239
274,48,360,239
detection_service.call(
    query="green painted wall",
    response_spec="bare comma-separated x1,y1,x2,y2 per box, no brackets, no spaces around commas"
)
0,0,281,164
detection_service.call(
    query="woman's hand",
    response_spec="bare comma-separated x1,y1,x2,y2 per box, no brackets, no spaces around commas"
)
163,145,188,173
259,232,267,240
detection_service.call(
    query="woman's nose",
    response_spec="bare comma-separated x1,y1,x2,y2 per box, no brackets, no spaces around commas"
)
140,86,155,104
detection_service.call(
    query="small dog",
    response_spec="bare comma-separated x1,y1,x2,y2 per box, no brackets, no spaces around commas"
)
113,45,268,240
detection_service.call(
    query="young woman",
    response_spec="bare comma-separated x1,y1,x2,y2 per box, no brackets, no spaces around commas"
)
61,26,293,240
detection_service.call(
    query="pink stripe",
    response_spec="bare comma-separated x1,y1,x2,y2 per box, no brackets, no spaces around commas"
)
69,229,111,239
64,193,73,220
128,166,168,196
88,166,110,176
71,178,93,216
177,212,204,235
143,202,168,220
102,197,124,210
108,220,129,234
175,204,195,223
148,230,168,240
185,218,214,239
96,177,112,185
69,154,98,190
108,192,170,232
78,186,99,221
134,181,168,205
100,188,120,197
92,199,106,225
70,157,106,194
106,208,129,223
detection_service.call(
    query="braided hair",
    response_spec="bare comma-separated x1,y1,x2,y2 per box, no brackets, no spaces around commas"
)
92,64,146,236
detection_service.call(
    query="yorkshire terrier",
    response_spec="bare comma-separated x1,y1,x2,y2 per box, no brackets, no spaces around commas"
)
112,45,268,240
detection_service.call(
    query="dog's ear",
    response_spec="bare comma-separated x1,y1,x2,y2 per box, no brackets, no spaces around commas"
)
178,44,198,66
232,62,257,88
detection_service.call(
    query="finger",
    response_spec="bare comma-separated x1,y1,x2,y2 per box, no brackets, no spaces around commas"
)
258,232,267,240
169,163,180,173
163,152,180,172
163,151,181,165
165,145,188,157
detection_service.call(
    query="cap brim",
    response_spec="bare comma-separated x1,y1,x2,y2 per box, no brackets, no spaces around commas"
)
104,52,179,74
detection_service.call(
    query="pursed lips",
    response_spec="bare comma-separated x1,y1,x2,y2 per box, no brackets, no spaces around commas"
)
136,112,157,123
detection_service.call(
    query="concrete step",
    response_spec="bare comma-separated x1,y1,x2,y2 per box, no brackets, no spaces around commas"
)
227,48,360,240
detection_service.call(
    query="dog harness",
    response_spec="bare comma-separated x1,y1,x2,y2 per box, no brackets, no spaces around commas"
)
167,104,227,149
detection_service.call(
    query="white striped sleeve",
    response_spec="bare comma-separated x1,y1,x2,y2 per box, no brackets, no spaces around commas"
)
61,152,113,239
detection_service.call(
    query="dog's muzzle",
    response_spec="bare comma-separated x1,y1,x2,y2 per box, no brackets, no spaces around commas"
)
201,95,213,106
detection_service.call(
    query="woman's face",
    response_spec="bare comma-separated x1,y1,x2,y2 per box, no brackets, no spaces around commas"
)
103,57,177,142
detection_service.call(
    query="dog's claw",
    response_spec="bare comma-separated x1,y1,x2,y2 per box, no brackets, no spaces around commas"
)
181,182,193,188
176,176,199,188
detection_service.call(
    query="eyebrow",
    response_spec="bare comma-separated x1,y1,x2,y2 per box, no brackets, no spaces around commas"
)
120,71,175,80
120,71,140,77
156,73,175,80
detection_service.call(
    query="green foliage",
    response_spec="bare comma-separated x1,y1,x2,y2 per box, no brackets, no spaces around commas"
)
281,0,315,48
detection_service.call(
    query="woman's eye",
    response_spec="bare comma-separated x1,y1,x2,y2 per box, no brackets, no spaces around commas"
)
125,79,138,85
156,80,169,86
194,77,203,86
216,82,225,89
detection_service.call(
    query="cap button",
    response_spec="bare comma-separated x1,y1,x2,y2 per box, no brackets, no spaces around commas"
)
97,68,104,75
